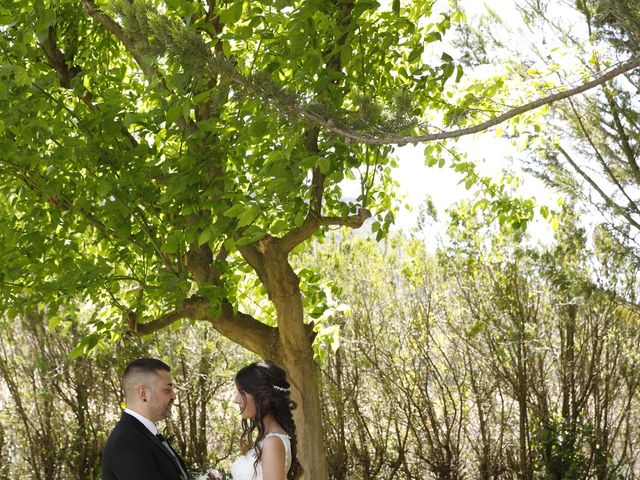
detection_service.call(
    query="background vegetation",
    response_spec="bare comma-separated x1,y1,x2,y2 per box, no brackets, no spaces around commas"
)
3,213,640,479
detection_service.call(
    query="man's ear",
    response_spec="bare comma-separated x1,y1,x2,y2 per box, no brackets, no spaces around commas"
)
137,384,147,402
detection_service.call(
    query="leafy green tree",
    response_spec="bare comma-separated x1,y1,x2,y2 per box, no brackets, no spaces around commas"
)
1,0,638,475
0,0,452,473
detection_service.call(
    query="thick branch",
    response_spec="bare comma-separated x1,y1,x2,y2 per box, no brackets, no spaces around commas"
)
127,296,279,356
280,207,371,252
318,208,372,228
310,166,325,217
237,243,265,276
39,26,81,88
227,56,640,146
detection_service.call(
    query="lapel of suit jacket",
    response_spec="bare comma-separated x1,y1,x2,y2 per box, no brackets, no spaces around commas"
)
120,412,187,477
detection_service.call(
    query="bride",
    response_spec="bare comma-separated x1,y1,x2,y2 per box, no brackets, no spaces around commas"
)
230,360,303,480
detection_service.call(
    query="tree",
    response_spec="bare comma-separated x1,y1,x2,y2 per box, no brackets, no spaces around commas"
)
0,0,638,475
456,0,640,278
530,0,640,267
0,0,450,474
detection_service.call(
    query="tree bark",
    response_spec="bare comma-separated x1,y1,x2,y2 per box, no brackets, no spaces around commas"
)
258,237,329,479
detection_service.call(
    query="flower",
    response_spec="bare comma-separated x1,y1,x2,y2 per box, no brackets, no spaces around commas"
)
195,468,226,480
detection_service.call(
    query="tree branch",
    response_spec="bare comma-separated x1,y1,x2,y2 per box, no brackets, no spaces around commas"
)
81,0,156,78
84,3,640,148
127,296,280,356
567,99,640,218
557,145,640,232
318,208,372,228
603,89,640,184
223,54,640,145
280,207,371,252
39,26,81,89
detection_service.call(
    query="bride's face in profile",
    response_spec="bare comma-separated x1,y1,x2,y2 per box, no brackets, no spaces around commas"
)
234,388,257,419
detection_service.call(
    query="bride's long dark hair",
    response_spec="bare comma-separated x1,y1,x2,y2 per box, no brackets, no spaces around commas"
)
235,360,303,480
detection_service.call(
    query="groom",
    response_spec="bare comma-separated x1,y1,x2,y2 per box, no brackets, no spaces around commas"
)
102,358,190,480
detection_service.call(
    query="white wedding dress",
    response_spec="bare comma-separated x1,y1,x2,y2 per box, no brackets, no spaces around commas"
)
230,433,291,480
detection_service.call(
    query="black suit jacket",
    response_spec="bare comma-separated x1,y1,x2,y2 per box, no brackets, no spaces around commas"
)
102,412,189,480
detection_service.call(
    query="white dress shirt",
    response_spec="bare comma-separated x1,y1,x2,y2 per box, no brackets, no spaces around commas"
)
124,408,158,435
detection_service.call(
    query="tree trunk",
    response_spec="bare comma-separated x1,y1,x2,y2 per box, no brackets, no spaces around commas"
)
283,350,328,480
258,238,329,479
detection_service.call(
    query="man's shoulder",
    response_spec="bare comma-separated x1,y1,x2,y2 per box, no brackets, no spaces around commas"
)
106,413,152,446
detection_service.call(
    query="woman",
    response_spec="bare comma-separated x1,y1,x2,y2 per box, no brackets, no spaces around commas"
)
230,360,303,480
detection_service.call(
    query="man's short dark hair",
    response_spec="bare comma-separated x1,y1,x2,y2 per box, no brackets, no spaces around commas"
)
123,358,171,379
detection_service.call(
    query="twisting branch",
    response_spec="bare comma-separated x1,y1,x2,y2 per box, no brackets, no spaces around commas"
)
318,208,372,228
280,207,371,253
126,296,207,334
290,57,640,145
81,1,640,147
39,26,81,88
218,53,640,145
127,296,280,356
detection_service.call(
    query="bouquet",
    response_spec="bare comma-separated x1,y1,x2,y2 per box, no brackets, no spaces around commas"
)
195,468,227,480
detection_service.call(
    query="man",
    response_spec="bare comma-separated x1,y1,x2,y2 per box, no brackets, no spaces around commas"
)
102,358,190,480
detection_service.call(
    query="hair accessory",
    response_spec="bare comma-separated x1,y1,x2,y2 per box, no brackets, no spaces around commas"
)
273,385,290,393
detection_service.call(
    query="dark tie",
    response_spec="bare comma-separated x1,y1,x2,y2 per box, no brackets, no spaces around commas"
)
156,434,189,480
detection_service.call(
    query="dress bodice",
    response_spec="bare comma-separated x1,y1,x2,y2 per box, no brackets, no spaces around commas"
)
230,433,291,480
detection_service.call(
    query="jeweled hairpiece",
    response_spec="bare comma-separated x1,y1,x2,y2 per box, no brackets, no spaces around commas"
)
273,385,290,392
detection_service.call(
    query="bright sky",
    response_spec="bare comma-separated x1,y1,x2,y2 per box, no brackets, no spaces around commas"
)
340,0,615,248
384,0,587,243
390,134,558,245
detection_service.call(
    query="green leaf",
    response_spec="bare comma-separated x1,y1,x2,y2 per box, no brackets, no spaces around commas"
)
237,205,259,227
293,211,306,227
161,234,181,253
317,157,331,174
289,36,306,56
540,205,549,219
223,237,236,252
220,0,243,24
166,105,182,125
223,203,246,218
34,9,56,42
236,226,266,246
14,67,31,87
306,49,323,71
424,31,441,43
0,7,13,26
248,118,268,137
192,89,212,104
198,227,214,246
47,316,61,330
96,179,112,196
352,1,380,19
